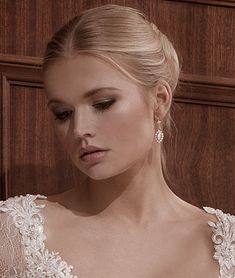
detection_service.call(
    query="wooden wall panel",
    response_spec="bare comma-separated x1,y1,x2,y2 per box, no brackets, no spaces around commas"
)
157,1,235,77
166,102,235,211
0,1,234,213
0,0,158,57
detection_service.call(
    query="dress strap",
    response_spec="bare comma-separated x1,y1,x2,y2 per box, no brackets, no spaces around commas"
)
203,207,235,278
0,194,78,278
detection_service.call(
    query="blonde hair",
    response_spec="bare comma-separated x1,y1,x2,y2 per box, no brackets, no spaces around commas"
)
43,4,180,182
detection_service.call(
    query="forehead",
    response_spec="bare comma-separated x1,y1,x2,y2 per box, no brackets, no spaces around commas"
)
43,55,141,99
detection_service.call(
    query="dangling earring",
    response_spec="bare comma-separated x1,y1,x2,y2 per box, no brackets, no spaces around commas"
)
154,119,164,143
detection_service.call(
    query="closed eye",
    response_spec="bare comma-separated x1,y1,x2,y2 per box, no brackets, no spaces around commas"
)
53,99,115,121
93,99,115,112
54,111,73,121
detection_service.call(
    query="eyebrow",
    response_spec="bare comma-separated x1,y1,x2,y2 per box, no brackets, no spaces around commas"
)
47,87,120,107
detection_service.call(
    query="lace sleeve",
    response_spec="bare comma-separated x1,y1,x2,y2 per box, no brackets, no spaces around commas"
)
0,210,25,277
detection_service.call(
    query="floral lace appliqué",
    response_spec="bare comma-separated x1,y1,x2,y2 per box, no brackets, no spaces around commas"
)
204,206,235,278
0,194,78,278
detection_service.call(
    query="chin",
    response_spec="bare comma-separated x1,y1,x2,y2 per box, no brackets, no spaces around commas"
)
70,154,135,181
76,164,127,181
70,160,113,180
81,170,115,181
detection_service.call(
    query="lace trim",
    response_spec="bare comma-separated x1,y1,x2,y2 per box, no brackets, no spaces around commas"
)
0,194,78,278
204,207,235,278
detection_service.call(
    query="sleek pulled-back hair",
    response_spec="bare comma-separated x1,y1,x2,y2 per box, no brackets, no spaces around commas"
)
43,4,179,90
43,4,180,181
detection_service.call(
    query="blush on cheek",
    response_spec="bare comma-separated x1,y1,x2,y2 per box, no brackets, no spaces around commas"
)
116,103,152,139
110,110,153,160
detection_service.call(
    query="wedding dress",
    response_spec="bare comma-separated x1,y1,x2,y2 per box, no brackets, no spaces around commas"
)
0,194,235,278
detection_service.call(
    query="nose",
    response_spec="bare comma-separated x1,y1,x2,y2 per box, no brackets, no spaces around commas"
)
72,108,95,139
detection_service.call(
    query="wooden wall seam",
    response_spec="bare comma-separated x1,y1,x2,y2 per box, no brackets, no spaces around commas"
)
163,0,235,8
177,74,235,108
1,74,10,200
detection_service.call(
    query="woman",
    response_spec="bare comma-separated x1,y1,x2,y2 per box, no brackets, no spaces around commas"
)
0,4,234,278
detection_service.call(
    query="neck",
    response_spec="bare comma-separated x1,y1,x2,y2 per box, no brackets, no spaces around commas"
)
73,144,180,225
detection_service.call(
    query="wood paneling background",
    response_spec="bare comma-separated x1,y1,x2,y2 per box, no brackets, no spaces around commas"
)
0,0,234,213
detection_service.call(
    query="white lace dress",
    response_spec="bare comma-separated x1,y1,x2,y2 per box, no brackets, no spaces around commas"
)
0,194,235,278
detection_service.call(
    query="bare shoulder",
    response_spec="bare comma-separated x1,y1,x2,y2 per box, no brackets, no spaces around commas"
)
163,200,220,275
34,192,80,238
35,195,69,222
174,201,219,246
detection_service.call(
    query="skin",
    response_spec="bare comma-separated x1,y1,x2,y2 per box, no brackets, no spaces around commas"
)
41,55,219,277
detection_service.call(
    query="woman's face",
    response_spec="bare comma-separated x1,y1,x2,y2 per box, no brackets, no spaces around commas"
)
44,55,156,180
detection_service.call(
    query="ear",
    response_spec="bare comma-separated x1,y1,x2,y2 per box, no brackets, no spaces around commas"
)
152,80,172,121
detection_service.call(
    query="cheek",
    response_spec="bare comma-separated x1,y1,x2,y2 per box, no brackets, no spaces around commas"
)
103,101,154,154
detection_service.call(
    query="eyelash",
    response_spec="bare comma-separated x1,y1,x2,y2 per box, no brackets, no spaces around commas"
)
94,99,115,112
53,99,115,121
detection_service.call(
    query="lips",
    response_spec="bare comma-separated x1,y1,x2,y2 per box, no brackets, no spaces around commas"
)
81,150,102,157
79,146,108,158
80,149,109,163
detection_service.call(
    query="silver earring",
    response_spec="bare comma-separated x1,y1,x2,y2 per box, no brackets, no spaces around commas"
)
155,119,164,143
